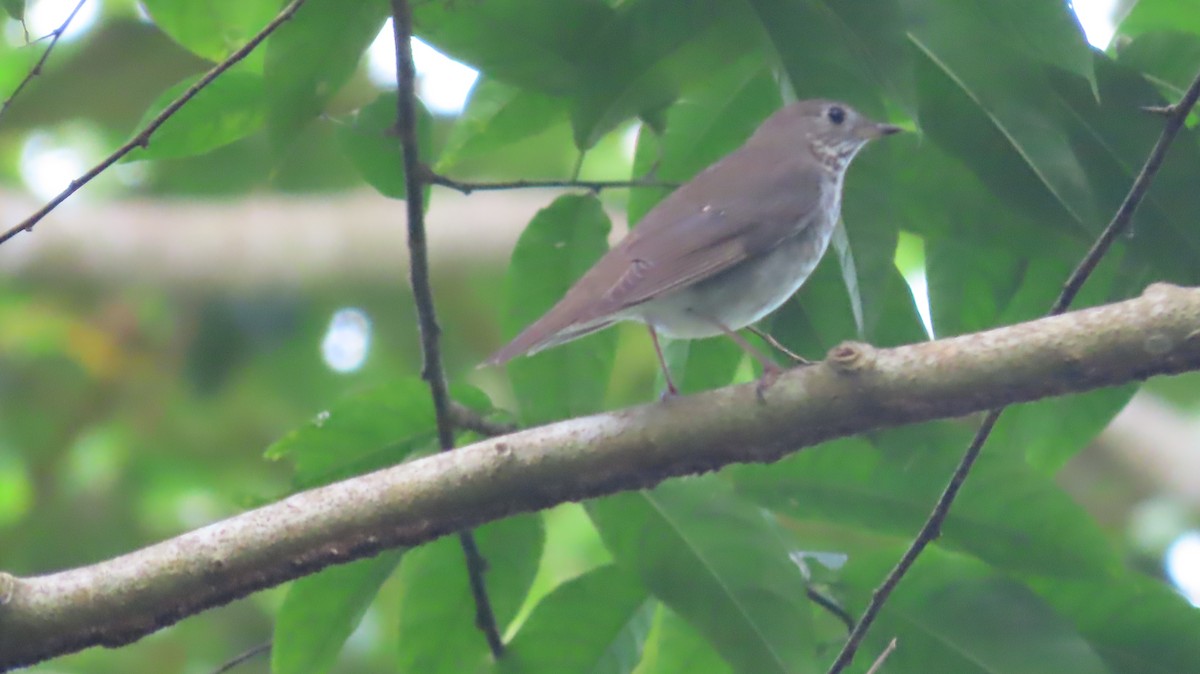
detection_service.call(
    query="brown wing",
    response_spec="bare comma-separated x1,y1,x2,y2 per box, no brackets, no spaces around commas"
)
484,141,824,364
588,142,825,316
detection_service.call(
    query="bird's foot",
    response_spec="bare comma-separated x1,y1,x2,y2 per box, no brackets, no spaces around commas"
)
755,365,783,401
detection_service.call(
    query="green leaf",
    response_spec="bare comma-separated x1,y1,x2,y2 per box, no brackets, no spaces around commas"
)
732,423,1120,579
125,69,265,161
762,249,865,361
925,242,1139,469
997,386,1137,472
902,140,1095,333
633,605,733,674
1044,54,1200,285
498,565,653,674
0,452,32,528
905,1,1094,86
659,337,744,397
839,547,1111,674
413,0,615,94
989,257,1139,469
141,0,278,64
272,549,404,674
2,0,23,23
589,478,818,674
924,235,1027,337
1119,0,1200,39
264,0,388,150
743,0,914,117
334,92,434,199
1117,31,1200,97
839,141,921,345
436,78,569,173
975,1,1095,88
503,194,616,425
1030,574,1200,674
829,223,867,338
909,3,1099,230
264,379,438,488
397,514,544,674
912,41,1200,288
568,0,763,149
627,57,782,225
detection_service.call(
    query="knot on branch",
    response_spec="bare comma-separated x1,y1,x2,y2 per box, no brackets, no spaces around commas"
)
1143,332,1175,357
1142,282,1183,300
827,341,876,374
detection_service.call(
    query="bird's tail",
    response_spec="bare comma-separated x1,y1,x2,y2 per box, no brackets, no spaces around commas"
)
481,315,615,366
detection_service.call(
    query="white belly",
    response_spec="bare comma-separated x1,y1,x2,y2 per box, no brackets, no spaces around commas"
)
633,216,837,338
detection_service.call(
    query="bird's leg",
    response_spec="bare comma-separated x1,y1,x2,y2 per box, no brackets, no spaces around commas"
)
647,326,680,399
747,325,812,366
696,318,782,398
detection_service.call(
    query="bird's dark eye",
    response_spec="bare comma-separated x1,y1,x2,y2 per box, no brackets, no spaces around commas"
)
827,105,846,125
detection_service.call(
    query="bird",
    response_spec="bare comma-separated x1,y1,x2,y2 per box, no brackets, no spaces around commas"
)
484,99,901,396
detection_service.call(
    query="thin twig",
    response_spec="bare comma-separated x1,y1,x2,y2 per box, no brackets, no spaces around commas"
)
806,587,855,632
449,401,518,437
825,66,1200,674
825,410,1000,674
1053,73,1200,315
426,170,677,196
389,0,504,659
0,0,88,123
209,641,270,674
864,638,898,674
0,0,308,247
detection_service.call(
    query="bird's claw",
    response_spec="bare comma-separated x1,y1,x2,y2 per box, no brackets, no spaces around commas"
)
755,366,782,401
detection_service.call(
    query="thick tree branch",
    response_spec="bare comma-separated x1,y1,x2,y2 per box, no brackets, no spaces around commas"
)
389,0,502,657
826,66,1200,674
0,0,307,247
2,283,1199,670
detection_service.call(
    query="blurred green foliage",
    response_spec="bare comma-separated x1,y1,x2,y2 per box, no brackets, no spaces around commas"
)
3,0,1200,673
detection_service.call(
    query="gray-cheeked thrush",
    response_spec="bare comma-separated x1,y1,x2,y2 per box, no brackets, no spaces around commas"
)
484,99,901,395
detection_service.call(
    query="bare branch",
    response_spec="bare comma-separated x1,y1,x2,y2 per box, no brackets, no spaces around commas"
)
0,0,88,123
2,282,1199,670
426,170,677,196
824,66,1200,674
805,587,854,632
864,638,897,674
449,401,518,437
1053,71,1200,315
209,641,270,674
388,0,503,658
0,0,308,247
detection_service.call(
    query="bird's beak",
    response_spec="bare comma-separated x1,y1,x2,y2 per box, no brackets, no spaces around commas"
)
857,121,903,140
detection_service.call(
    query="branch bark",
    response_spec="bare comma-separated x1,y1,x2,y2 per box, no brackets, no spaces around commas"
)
1,282,1199,670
